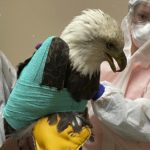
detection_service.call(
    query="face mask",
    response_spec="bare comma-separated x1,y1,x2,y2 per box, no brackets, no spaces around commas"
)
131,22,150,47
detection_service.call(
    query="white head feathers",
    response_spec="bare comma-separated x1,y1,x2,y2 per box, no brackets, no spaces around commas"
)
61,9,123,76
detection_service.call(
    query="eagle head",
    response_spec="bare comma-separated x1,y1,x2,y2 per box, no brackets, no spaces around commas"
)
61,9,127,77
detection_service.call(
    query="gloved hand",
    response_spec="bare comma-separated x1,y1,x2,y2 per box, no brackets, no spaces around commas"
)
33,115,91,150
92,83,105,101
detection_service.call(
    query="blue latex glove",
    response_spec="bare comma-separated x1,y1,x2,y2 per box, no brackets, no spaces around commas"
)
92,84,105,101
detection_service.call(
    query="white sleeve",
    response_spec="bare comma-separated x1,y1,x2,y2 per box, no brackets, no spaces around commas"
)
0,52,16,146
0,51,16,100
93,81,150,141
1,51,16,87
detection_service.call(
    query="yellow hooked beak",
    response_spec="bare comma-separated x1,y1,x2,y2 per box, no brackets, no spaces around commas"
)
33,116,91,150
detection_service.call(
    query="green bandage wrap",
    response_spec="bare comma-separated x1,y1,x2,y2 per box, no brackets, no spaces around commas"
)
3,36,87,129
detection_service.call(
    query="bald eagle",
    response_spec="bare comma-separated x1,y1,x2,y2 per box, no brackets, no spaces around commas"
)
18,9,126,101
4,9,126,136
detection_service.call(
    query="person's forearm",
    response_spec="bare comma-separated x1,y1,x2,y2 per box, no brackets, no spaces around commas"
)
92,81,150,141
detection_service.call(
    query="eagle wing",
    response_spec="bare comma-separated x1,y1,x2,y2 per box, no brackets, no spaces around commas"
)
41,37,69,90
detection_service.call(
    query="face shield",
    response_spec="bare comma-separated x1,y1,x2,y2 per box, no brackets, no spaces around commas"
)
129,0,150,8
121,0,150,59
129,1,150,47
130,0,150,23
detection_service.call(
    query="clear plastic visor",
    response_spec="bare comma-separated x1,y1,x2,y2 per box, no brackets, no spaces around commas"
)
131,1,150,23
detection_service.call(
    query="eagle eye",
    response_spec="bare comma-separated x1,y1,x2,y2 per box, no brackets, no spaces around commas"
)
106,42,114,50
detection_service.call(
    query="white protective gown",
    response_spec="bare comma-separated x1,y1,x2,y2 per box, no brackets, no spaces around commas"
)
0,51,16,147
84,0,150,149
